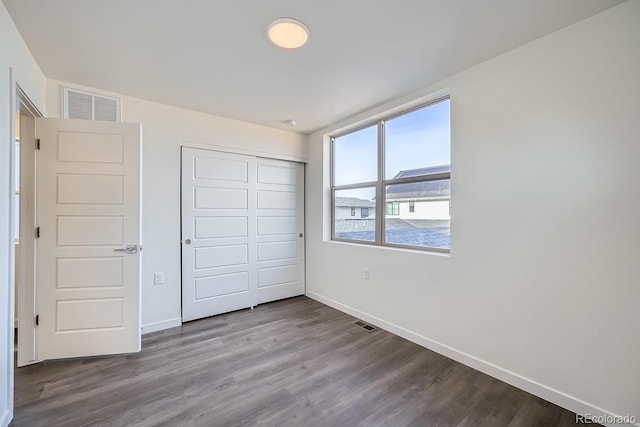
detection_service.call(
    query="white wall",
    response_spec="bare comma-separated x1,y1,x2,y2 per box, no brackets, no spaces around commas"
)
46,81,307,333
397,200,450,220
306,1,640,423
0,3,46,426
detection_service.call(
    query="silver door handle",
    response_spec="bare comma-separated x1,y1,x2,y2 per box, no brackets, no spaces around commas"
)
114,245,138,254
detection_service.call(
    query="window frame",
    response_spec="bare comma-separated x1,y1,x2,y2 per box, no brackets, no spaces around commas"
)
330,96,451,253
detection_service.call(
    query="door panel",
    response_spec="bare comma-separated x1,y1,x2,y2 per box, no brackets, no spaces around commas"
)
255,158,305,304
57,174,124,204
181,148,257,322
257,241,297,262
57,216,124,245
195,272,249,299
36,118,141,360
57,257,123,288
257,217,297,235
56,298,124,331
194,217,247,239
194,156,248,181
195,245,248,269
57,132,124,163
195,187,248,209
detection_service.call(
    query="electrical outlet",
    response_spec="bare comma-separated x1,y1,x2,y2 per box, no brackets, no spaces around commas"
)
363,268,370,280
154,272,164,285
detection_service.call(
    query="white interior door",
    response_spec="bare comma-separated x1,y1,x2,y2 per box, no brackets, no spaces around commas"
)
36,118,142,360
256,158,305,304
181,148,257,322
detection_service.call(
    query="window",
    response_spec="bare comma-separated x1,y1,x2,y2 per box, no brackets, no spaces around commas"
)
332,97,450,252
350,207,356,216
386,201,399,215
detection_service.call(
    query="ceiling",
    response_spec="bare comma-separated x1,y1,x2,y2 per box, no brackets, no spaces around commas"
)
3,0,625,134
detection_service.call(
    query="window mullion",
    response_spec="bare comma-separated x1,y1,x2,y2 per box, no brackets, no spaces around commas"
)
331,186,335,240
330,137,336,187
332,181,379,191
330,138,335,240
377,120,385,245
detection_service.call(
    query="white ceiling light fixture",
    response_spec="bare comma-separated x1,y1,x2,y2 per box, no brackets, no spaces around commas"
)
267,18,309,49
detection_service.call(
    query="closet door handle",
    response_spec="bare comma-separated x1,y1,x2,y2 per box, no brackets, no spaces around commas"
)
114,245,138,254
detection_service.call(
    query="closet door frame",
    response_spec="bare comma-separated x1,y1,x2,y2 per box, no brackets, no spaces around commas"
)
180,142,306,322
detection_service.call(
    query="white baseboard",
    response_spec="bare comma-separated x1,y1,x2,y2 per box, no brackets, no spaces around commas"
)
306,291,638,427
141,317,182,334
1,408,11,427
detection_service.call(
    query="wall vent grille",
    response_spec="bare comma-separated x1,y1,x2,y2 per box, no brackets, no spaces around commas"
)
63,87,120,122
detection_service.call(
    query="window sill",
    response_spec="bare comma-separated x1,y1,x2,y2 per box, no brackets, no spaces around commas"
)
328,238,450,257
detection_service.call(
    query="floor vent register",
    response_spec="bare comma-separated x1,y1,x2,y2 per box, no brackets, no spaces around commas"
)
353,320,376,332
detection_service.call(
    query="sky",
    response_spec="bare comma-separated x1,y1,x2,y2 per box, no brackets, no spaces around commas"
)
334,98,450,201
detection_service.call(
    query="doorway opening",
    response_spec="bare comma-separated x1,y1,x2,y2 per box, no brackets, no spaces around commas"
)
14,85,42,367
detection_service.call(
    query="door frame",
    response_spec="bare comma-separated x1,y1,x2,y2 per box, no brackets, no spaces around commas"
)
5,72,44,427
15,85,42,367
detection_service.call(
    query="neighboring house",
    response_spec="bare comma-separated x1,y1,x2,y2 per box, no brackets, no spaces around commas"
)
334,197,375,219
334,172,451,248
334,197,376,239
386,165,450,222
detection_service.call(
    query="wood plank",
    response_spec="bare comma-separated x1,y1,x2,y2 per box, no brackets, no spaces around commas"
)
12,296,594,426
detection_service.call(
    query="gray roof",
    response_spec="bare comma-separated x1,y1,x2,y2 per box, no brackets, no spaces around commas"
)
387,165,450,200
391,164,450,179
335,197,375,208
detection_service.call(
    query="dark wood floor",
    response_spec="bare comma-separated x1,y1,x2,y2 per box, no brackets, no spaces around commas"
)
12,296,591,426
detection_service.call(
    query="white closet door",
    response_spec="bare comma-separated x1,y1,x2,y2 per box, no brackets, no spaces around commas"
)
256,158,305,304
181,148,257,322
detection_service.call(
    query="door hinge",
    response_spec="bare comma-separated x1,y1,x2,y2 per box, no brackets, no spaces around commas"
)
36,139,40,150
35,227,40,238
35,314,39,326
